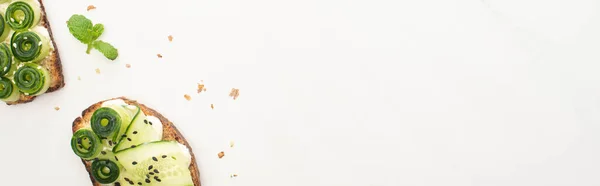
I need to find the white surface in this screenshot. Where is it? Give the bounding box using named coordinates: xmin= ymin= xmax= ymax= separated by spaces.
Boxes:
xmin=1 ymin=0 xmax=599 ymax=185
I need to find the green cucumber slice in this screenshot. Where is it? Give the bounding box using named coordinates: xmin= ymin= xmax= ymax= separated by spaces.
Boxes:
xmin=113 ymin=112 xmax=161 ymax=152
xmin=13 ymin=62 xmax=49 ymax=96
xmin=10 ymin=31 xmax=50 ymax=63
xmin=114 ymin=141 xmax=193 ymax=186
xmin=91 ymin=105 xmax=135 ymax=143
xmin=0 ymin=77 xmax=19 ymax=102
xmin=91 ymin=159 xmax=120 ymax=184
xmin=70 ymin=129 xmax=102 ymax=160
xmin=5 ymin=0 xmax=40 ymax=31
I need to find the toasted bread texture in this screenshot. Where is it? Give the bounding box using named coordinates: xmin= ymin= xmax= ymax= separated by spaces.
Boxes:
xmin=72 ymin=97 xmax=201 ymax=186
xmin=5 ymin=0 xmax=65 ymax=105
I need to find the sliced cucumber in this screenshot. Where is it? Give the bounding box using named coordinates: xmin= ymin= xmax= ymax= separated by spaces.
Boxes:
xmin=91 ymin=104 xmax=135 ymax=144
xmin=113 ymin=111 xmax=161 ymax=152
xmin=91 ymin=159 xmax=120 ymax=184
xmin=0 ymin=77 xmax=19 ymax=102
xmin=0 ymin=13 xmax=11 ymax=42
xmin=5 ymin=0 xmax=40 ymax=31
xmin=114 ymin=141 xmax=193 ymax=186
xmin=13 ymin=62 xmax=49 ymax=96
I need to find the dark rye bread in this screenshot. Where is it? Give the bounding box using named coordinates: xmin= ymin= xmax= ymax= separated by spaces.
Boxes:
xmin=6 ymin=0 xmax=65 ymax=105
xmin=72 ymin=97 xmax=201 ymax=186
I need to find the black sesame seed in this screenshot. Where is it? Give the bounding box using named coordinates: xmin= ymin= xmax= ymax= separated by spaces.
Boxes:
xmin=148 ymin=165 xmax=153 ymax=170
xmin=101 ymin=151 xmax=106 ymax=155
xmin=131 ymin=145 xmax=136 ymax=148
xmin=101 ymin=137 xmax=107 ymax=140
xmin=127 ymin=138 xmax=132 ymax=141
xmin=145 ymin=178 xmax=151 ymax=183
xmin=144 ymin=120 xmax=148 ymax=124
xmin=152 ymin=157 xmax=158 ymax=161
xmin=133 ymin=131 xmax=138 ymax=134
xmin=154 ymin=176 xmax=160 ymax=181
xmin=156 ymin=178 xmax=161 ymax=182
xmin=137 ymin=182 xmax=142 ymax=185
xmin=149 ymin=121 xmax=153 ymax=125
xmin=128 ymin=181 xmax=134 ymax=185
xmin=124 ymin=178 xmax=131 ymax=182
xmin=132 ymin=161 xmax=137 ymax=165
xmin=115 ymin=182 xmax=121 ymax=186
xmin=109 ymin=140 xmax=113 ymax=146
xmin=162 ymin=155 xmax=167 ymax=158
xmin=122 ymin=134 xmax=127 ymax=138
xmin=115 ymin=156 xmax=119 ymax=161
xmin=154 ymin=169 xmax=159 ymax=173
xmin=146 ymin=174 xmax=150 ymax=178
xmin=149 ymin=172 xmax=155 ymax=175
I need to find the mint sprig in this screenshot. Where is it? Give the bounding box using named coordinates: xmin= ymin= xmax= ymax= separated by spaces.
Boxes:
xmin=67 ymin=14 xmax=118 ymax=60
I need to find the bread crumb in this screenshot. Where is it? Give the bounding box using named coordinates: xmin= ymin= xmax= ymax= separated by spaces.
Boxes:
xmin=157 ymin=54 xmax=163 ymax=58
xmin=168 ymin=35 xmax=173 ymax=42
xmin=54 ymin=106 xmax=60 ymax=111
xmin=197 ymin=83 xmax=205 ymax=94
xmin=229 ymin=141 xmax=234 ymax=147
xmin=229 ymin=88 xmax=240 ymax=100
xmin=210 ymin=104 xmax=214 ymax=109
xmin=230 ymin=174 xmax=238 ymax=178
xmin=126 ymin=64 xmax=131 ymax=68
xmin=218 ymin=151 xmax=225 ymax=159
xmin=184 ymin=94 xmax=191 ymax=101
xmin=77 ymin=76 xmax=81 ymax=80
xmin=95 ymin=68 xmax=100 ymax=74
xmin=87 ymin=5 xmax=96 ymax=11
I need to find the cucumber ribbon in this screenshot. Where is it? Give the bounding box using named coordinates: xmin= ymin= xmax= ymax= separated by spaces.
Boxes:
xmin=0 ymin=77 xmax=19 ymax=101
xmin=91 ymin=105 xmax=135 ymax=143
xmin=13 ymin=62 xmax=49 ymax=95
xmin=71 ymin=129 xmax=102 ymax=160
xmin=10 ymin=31 xmax=49 ymax=62
xmin=5 ymin=0 xmax=40 ymax=31
xmin=91 ymin=159 xmax=120 ymax=184
xmin=0 ymin=43 xmax=14 ymax=77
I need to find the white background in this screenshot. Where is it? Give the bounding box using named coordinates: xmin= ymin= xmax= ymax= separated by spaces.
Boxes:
xmin=1 ymin=0 xmax=599 ymax=185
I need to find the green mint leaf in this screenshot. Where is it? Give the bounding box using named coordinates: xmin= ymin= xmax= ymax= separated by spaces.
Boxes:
xmin=92 ymin=40 xmax=118 ymax=60
xmin=91 ymin=23 xmax=104 ymax=41
xmin=67 ymin=14 xmax=94 ymax=44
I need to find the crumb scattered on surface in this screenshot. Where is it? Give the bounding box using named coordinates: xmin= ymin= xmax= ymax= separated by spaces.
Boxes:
xmin=87 ymin=5 xmax=96 ymax=11
xmin=126 ymin=64 xmax=131 ymax=68
xmin=77 ymin=76 xmax=81 ymax=80
xmin=211 ymin=104 xmax=214 ymax=109
xmin=157 ymin=54 xmax=163 ymax=58
xmin=54 ymin=107 xmax=60 ymax=111
xmin=218 ymin=151 xmax=225 ymax=159
xmin=230 ymin=141 xmax=234 ymax=148
xmin=168 ymin=35 xmax=173 ymax=42
xmin=95 ymin=68 xmax=100 ymax=74
xmin=184 ymin=94 xmax=191 ymax=101
xmin=197 ymin=83 xmax=205 ymax=94
xmin=230 ymin=174 xmax=238 ymax=178
xmin=229 ymin=88 xmax=240 ymax=100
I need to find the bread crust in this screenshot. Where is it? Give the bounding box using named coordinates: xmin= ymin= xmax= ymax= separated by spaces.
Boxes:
xmin=5 ymin=0 xmax=65 ymax=105
xmin=72 ymin=97 xmax=201 ymax=186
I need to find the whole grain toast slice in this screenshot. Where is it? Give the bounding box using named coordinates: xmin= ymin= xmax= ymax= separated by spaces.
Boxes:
xmin=6 ymin=0 xmax=65 ymax=105
xmin=72 ymin=97 xmax=201 ymax=186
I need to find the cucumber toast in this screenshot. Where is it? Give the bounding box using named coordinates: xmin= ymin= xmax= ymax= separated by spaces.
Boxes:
xmin=0 ymin=0 xmax=65 ymax=105
xmin=71 ymin=97 xmax=200 ymax=186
